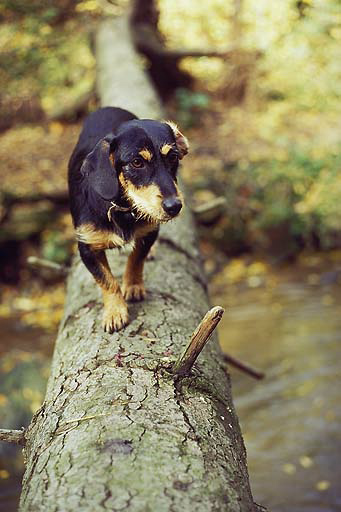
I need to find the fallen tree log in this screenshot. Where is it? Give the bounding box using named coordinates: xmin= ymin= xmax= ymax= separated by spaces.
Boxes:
xmin=18 ymin=15 xmax=260 ymax=512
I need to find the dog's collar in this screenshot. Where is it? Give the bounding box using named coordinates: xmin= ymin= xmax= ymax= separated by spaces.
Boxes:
xmin=107 ymin=201 xmax=135 ymax=222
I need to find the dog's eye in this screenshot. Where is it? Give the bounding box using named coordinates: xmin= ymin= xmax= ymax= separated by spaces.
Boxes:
xmin=168 ymin=152 xmax=178 ymax=165
xmin=131 ymin=157 xmax=144 ymax=168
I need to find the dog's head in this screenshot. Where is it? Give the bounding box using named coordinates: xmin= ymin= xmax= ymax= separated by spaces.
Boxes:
xmin=80 ymin=119 xmax=188 ymax=223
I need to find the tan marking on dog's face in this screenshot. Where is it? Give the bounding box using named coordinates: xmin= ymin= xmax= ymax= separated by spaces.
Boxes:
xmin=138 ymin=148 xmax=153 ymax=162
xmin=123 ymin=183 xmax=167 ymax=223
xmin=160 ymin=143 xmax=173 ymax=156
xmin=123 ymin=181 xmax=184 ymax=224
xmin=119 ymin=172 xmax=127 ymax=190
xmin=76 ymin=223 xmax=125 ymax=250
xmin=165 ymin=121 xmax=189 ymax=159
xmin=109 ymin=152 xmax=115 ymax=166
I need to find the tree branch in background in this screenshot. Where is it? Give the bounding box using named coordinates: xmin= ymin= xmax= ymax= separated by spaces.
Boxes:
xmin=0 ymin=190 xmax=68 ymax=226
xmin=0 ymin=428 xmax=26 ymax=445
xmin=27 ymin=256 xmax=69 ymax=277
xmin=130 ymin=0 xmax=262 ymax=100
xmin=223 ymin=354 xmax=265 ymax=380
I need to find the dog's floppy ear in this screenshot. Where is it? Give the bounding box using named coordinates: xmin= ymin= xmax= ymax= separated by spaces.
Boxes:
xmin=165 ymin=121 xmax=189 ymax=159
xmin=81 ymin=134 xmax=118 ymax=201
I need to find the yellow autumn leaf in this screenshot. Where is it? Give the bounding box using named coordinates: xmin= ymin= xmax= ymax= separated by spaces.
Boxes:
xmin=247 ymin=261 xmax=268 ymax=277
xmin=299 ymin=456 xmax=313 ymax=469
xmin=316 ymin=481 xmax=331 ymax=491
xmin=76 ymin=0 xmax=100 ymax=12
xmin=223 ymin=259 xmax=247 ymax=284
xmin=282 ymin=463 xmax=296 ymax=475
xmin=0 ymin=394 xmax=8 ymax=406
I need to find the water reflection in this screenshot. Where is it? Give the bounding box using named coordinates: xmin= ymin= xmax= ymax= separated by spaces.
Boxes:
xmin=213 ymin=260 xmax=341 ymax=512
xmin=0 ymin=318 xmax=53 ymax=512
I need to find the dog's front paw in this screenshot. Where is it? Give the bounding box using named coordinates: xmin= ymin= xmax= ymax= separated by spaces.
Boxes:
xmin=122 ymin=282 xmax=146 ymax=302
xmin=102 ymin=296 xmax=129 ymax=333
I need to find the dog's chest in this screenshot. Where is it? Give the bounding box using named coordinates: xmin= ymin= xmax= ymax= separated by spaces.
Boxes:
xmin=76 ymin=223 xmax=126 ymax=250
xmin=75 ymin=221 xmax=156 ymax=250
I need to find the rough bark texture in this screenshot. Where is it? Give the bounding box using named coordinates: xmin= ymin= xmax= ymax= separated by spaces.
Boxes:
xmin=19 ymin=17 xmax=258 ymax=512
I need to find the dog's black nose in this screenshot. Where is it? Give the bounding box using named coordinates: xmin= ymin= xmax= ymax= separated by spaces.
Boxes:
xmin=162 ymin=197 xmax=182 ymax=217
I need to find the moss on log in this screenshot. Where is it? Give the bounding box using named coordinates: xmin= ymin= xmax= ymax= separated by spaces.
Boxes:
xmin=19 ymin=16 xmax=259 ymax=512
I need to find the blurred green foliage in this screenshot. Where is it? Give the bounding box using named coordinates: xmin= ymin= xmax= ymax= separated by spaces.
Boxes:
xmin=161 ymin=0 xmax=340 ymax=110
xmin=0 ymin=0 xmax=340 ymax=254
xmin=175 ymin=88 xmax=211 ymax=128
xmin=0 ymin=0 xmax=100 ymax=112
xmin=161 ymin=0 xmax=341 ymax=253
xmin=236 ymin=151 xmax=341 ymax=249
xmin=41 ymin=230 xmax=71 ymax=264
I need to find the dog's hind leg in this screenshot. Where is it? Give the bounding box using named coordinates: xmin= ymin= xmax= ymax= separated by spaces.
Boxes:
xmin=122 ymin=229 xmax=159 ymax=302
xmin=78 ymin=242 xmax=129 ymax=332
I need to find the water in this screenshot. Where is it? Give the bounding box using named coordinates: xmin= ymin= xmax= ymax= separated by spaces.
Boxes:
xmin=213 ymin=258 xmax=341 ymax=511
xmin=0 ymin=318 xmax=53 ymax=512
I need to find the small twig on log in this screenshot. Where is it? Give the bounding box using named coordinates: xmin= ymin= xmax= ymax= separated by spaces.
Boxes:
xmin=173 ymin=306 xmax=225 ymax=377
xmin=27 ymin=256 xmax=69 ymax=276
xmin=0 ymin=428 xmax=26 ymax=445
xmin=223 ymin=353 xmax=265 ymax=380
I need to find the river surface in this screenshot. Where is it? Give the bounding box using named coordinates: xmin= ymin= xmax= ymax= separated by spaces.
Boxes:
xmin=212 ymin=254 xmax=341 ymax=512
xmin=0 ymin=254 xmax=340 ymax=511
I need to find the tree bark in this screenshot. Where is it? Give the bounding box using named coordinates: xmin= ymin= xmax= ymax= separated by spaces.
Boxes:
xmin=18 ymin=16 xmax=260 ymax=512
xmin=130 ymin=0 xmax=193 ymax=99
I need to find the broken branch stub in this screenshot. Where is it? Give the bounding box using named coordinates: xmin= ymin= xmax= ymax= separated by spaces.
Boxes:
xmin=173 ymin=306 xmax=225 ymax=376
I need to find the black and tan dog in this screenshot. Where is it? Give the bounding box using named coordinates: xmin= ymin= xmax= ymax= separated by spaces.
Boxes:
xmin=68 ymin=106 xmax=188 ymax=332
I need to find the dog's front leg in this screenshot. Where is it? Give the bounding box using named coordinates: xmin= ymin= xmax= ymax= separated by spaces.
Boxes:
xmin=122 ymin=229 xmax=159 ymax=302
xmin=78 ymin=242 xmax=128 ymax=332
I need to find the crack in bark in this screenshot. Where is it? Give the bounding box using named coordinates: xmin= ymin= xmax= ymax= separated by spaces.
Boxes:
xmin=174 ymin=390 xmax=199 ymax=445
xmin=152 ymin=366 xmax=161 ymax=396
xmin=118 ymin=490 xmax=136 ymax=511
xmin=164 ymin=485 xmax=176 ymax=512
xmin=158 ymin=236 xmax=199 ymax=263
xmin=101 ymin=487 xmax=113 ymax=509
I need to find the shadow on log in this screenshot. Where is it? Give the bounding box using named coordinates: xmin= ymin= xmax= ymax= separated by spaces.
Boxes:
xmin=16 ymin=15 xmax=262 ymax=512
